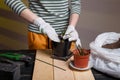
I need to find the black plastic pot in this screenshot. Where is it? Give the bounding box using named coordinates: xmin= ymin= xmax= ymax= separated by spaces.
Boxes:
xmin=51 ymin=39 xmax=72 ymax=61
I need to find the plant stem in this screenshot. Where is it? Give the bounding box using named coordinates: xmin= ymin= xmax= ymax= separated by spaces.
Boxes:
xmin=77 ymin=45 xmax=84 ymax=56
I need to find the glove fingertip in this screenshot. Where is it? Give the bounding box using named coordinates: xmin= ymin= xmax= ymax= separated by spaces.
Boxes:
xmin=69 ymin=38 xmax=74 ymax=42
xmin=76 ymin=41 xmax=82 ymax=47
xmin=63 ymin=35 xmax=67 ymax=40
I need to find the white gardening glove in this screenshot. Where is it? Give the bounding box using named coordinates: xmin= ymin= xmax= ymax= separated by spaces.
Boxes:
xmin=63 ymin=25 xmax=82 ymax=47
xmin=76 ymin=38 xmax=82 ymax=47
xmin=63 ymin=25 xmax=79 ymax=41
xmin=34 ymin=17 xmax=60 ymax=42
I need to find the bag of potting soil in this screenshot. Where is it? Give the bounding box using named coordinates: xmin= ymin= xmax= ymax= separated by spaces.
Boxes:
xmin=89 ymin=32 xmax=120 ymax=78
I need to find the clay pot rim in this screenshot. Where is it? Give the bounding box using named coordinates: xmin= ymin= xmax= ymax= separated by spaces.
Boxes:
xmin=72 ymin=49 xmax=90 ymax=56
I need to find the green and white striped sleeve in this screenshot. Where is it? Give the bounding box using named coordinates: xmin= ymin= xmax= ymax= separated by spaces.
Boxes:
xmin=71 ymin=0 xmax=81 ymax=15
xmin=4 ymin=0 xmax=27 ymax=15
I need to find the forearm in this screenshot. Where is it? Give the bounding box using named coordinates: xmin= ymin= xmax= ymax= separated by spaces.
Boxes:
xmin=20 ymin=9 xmax=39 ymax=23
xmin=69 ymin=0 xmax=81 ymax=27
xmin=69 ymin=13 xmax=80 ymax=27
xmin=4 ymin=0 xmax=38 ymax=23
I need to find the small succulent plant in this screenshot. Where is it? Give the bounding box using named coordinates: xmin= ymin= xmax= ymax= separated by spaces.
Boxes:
xmin=76 ymin=45 xmax=90 ymax=56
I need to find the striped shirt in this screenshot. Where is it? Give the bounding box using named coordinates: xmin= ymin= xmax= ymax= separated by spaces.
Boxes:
xmin=4 ymin=0 xmax=81 ymax=34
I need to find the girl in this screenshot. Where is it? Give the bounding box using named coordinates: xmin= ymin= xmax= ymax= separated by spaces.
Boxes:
xmin=4 ymin=0 xmax=81 ymax=50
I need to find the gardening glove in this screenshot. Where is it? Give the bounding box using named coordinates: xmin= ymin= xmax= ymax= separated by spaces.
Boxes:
xmin=63 ymin=25 xmax=79 ymax=41
xmin=76 ymin=38 xmax=82 ymax=47
xmin=34 ymin=17 xmax=60 ymax=42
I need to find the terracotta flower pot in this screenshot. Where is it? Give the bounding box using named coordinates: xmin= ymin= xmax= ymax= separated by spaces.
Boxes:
xmin=73 ymin=49 xmax=90 ymax=68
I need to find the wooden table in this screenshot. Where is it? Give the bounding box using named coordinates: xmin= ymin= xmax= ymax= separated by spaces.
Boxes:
xmin=32 ymin=50 xmax=95 ymax=80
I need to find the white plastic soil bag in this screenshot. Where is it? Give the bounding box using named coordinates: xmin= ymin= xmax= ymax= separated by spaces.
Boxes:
xmin=89 ymin=32 xmax=120 ymax=78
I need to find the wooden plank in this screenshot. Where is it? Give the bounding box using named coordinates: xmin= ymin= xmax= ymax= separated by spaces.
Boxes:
xmin=73 ymin=70 xmax=95 ymax=80
xmin=54 ymin=58 xmax=74 ymax=80
xmin=70 ymin=56 xmax=95 ymax=80
xmin=32 ymin=50 xmax=53 ymax=80
xmin=33 ymin=50 xmax=95 ymax=80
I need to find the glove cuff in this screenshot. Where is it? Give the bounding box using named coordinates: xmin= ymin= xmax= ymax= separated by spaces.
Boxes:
xmin=33 ymin=17 xmax=45 ymax=27
xmin=68 ymin=25 xmax=75 ymax=30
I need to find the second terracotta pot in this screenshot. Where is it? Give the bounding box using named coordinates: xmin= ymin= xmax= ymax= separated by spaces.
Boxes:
xmin=73 ymin=49 xmax=90 ymax=68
